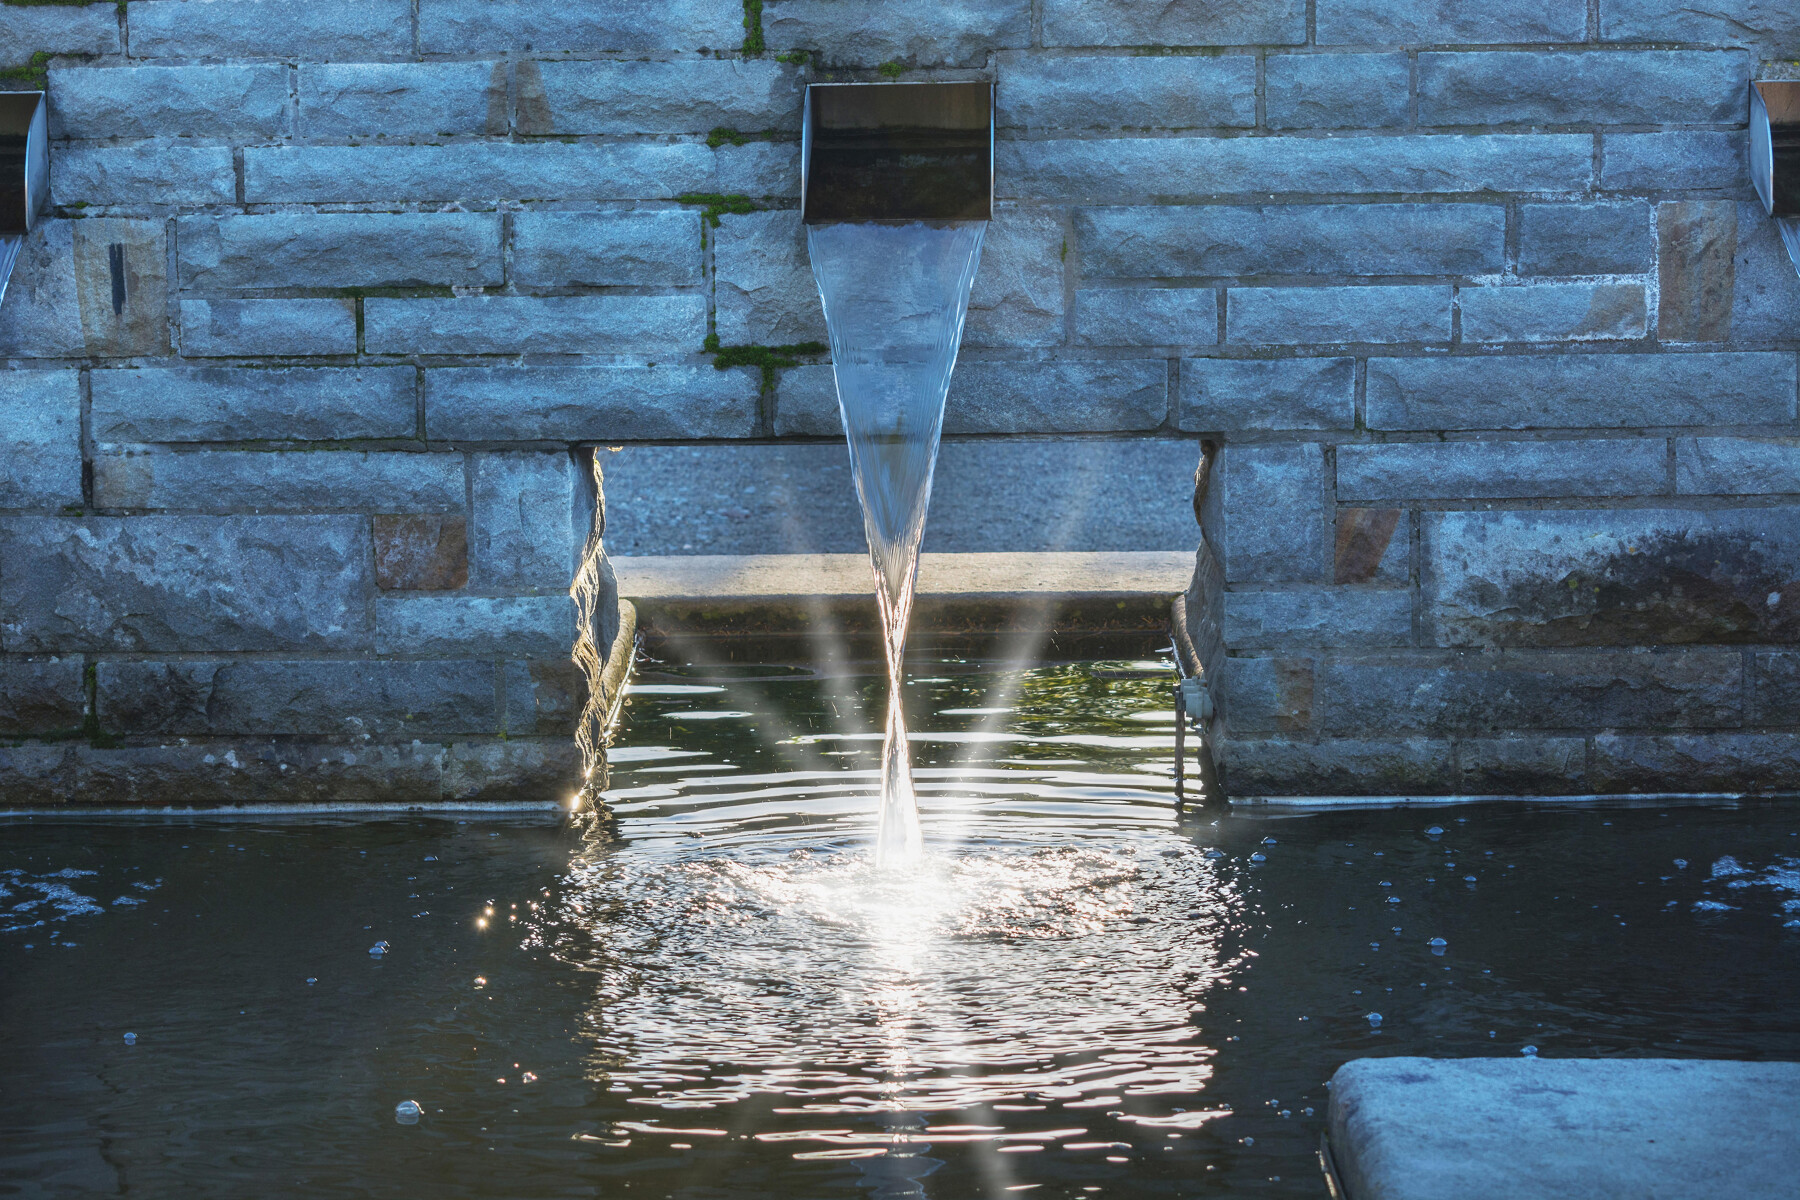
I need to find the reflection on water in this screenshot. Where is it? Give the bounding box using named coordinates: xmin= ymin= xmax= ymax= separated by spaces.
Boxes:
xmin=4 ymin=661 xmax=1800 ymax=1199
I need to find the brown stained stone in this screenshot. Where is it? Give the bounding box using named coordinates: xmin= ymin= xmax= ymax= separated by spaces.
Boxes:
xmin=72 ymin=218 xmax=170 ymax=358
xmin=1657 ymin=200 xmax=1737 ymax=343
xmin=1335 ymin=507 xmax=1402 ymax=584
xmin=484 ymin=61 xmax=509 ymax=135
xmin=374 ymin=515 xmax=468 ymax=591
xmin=515 ymin=60 xmax=552 ymax=135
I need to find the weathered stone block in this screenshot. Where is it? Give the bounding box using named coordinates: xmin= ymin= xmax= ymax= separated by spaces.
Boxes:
xmin=511 ymin=211 xmax=702 ymax=288
xmin=0 ymin=742 xmax=79 ymax=805
xmin=1422 ymin=507 xmax=1800 ymax=647
xmin=0 ymin=660 xmax=86 ymax=737
xmin=0 ymin=219 xmax=169 ymax=359
xmin=299 ymin=62 xmax=504 ymax=139
xmin=1180 ymin=357 xmax=1355 ymax=432
xmin=1225 ymin=589 xmax=1412 ymax=647
xmin=1675 ymin=438 xmax=1800 ymax=496
xmin=243 ymin=143 xmax=715 ymax=204
xmin=712 ymin=209 xmax=823 ymax=345
xmin=997 ymin=52 xmax=1256 ymax=129
xmin=98 ymin=660 xmax=499 ymax=738
xmin=773 ymin=364 xmax=841 ymax=436
xmin=50 ymin=144 xmax=236 ymax=207
xmin=1218 ymin=735 xmax=1457 ymax=797
xmin=128 ymin=0 xmax=412 ymax=58
xmin=471 ymin=453 xmax=578 ymax=591
xmin=944 ymin=360 xmax=1170 ymax=433
xmin=1228 ymin=286 xmax=1450 ymax=345
xmin=1266 ymin=53 xmax=1409 ymax=130
xmin=364 ymin=295 xmax=705 ymax=355
xmin=0 ymin=370 xmax=82 ymax=509
xmin=375 ymin=596 xmax=570 ymax=657
xmin=1044 ymin=0 xmax=1303 ymax=46
xmin=1077 ymin=203 xmax=1506 ymax=280
xmin=1459 ymin=283 xmax=1648 ymax=343
xmin=1318 ymin=650 xmax=1744 ymax=736
xmin=1657 ymin=201 xmax=1737 ymax=343
xmin=49 ymin=64 xmax=290 ymax=139
xmin=419 ymin=0 xmax=742 ymax=52
xmin=1729 ymin=201 xmax=1800 ymax=344
xmin=178 ymin=299 xmax=357 ymax=357
xmin=1600 ymin=0 xmax=1800 ymax=51
xmin=1591 ymin=734 xmax=1800 ymax=793
xmin=178 ymin=213 xmax=502 ymax=291
xmin=1076 ymin=288 xmax=1217 ymax=346
xmin=374 ymin=515 xmax=469 ymax=591
xmin=425 ymin=365 xmax=759 ymax=441
xmin=522 ymin=59 xmax=802 ymax=135
xmin=0 ymin=2 xmax=121 ymax=56
xmin=714 ymin=142 xmax=802 ymax=199
xmin=1318 ymin=0 xmax=1584 ymax=43
xmin=1417 ymin=51 xmax=1747 ymax=126
xmin=766 ymin=0 xmax=1029 ymax=65
xmin=1218 ymin=443 xmax=1323 ymax=583
xmin=1340 ymin=439 xmax=1666 ymax=501
xmin=0 ymin=516 xmax=371 ymax=653
xmin=1457 ymin=737 xmax=1588 ymax=794
xmin=1223 ymin=656 xmax=1315 ymax=734
xmin=1754 ymin=652 xmax=1800 ymax=727
xmin=1366 ymin=353 xmax=1796 ymax=431
xmin=92 ymin=451 xmax=464 ymax=513
xmin=0 ymin=224 xmax=85 ymax=359
xmin=964 ymin=207 xmax=1065 ymax=348
xmin=1335 ymin=508 xmax=1407 ymax=585
xmin=1600 ymin=132 xmax=1746 ymax=191
xmin=91 ymin=367 xmax=417 ymax=443
xmin=1518 ymin=202 xmax=1652 ymax=276
xmin=1003 ymin=136 xmax=1592 ymax=203
xmin=502 ymin=660 xmax=584 ymax=737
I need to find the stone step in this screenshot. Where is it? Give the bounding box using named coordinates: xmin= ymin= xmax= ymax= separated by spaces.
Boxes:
xmin=1326 ymin=1056 xmax=1800 ymax=1200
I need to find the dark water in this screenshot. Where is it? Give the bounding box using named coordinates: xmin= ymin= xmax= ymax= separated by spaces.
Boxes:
xmin=4 ymin=660 xmax=1799 ymax=1199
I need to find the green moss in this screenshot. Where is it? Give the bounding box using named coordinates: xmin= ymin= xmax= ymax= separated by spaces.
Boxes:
xmin=0 ymin=51 xmax=51 ymax=91
xmin=774 ymin=50 xmax=810 ymax=65
xmin=706 ymin=340 xmax=828 ymax=393
xmin=878 ymin=60 xmax=905 ymax=78
xmin=741 ymin=0 xmax=764 ymax=54
xmin=676 ymin=191 xmax=758 ymax=227
xmin=706 ymin=126 xmax=778 ymax=150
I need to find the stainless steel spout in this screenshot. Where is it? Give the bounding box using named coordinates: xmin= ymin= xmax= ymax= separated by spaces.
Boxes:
xmin=0 ymin=91 xmax=50 ymax=305
xmin=1750 ymin=80 xmax=1800 ymax=275
xmin=801 ymin=81 xmax=993 ymax=224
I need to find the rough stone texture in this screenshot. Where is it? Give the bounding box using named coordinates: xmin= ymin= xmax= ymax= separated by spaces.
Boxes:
xmin=419 ymin=0 xmax=743 ymax=53
xmin=1180 ymin=357 xmax=1355 ymax=432
xmin=1730 ymin=201 xmax=1800 ymax=344
xmin=1077 ymin=288 xmax=1217 ymax=347
xmin=178 ymin=299 xmax=358 ymax=357
xmin=1676 ymin=438 xmax=1800 ymax=495
xmin=1318 ymin=0 xmax=1584 ymax=44
xmin=1222 ymin=656 xmax=1315 ymax=733
xmin=425 ymin=365 xmax=759 ymax=441
xmin=0 ymin=220 xmax=170 ymax=359
xmin=1592 ymin=734 xmax=1800 ymax=793
xmin=1601 ymin=0 xmax=1800 ymax=51
xmin=1224 ymin=590 xmax=1412 ymax=647
xmin=98 ymin=660 xmax=499 ymax=738
xmin=0 ymin=370 xmax=82 ymax=509
xmin=178 ymin=213 xmax=503 ymax=291
xmin=712 ymin=210 xmax=824 ymax=345
xmin=1317 ymin=649 xmax=1745 ymax=735
xmin=1422 ymin=507 xmax=1800 ymax=648
xmin=1658 ymin=201 xmax=1738 ymax=344
xmin=0 ymin=516 xmax=371 ymax=653
xmin=1459 ymin=283 xmax=1648 ymax=343
xmin=374 ymin=596 xmax=570 ymax=657
xmin=1417 ymin=51 xmax=1747 ymax=127
xmin=998 ymin=53 xmax=1257 ymax=130
xmin=1601 ymin=132 xmax=1746 ymax=191
xmin=471 ymin=453 xmax=579 ymax=591
xmin=129 ymin=0 xmax=413 ymax=58
xmin=1458 ymin=737 xmax=1588 ymax=793
xmin=0 ymin=660 xmax=87 ymax=737
xmin=1266 ymin=53 xmax=1410 ymax=131
xmin=964 ymin=208 xmax=1066 ymax=349
xmin=1076 ymin=204 xmax=1506 ymax=279
xmin=1338 ymin=439 xmax=1668 ymax=500
xmin=364 ymin=296 xmax=705 ymax=355
xmin=299 ymin=62 xmax=503 ymax=139
xmin=91 ymin=367 xmax=417 ymax=444
xmin=1328 ymin=1058 xmax=1800 ymax=1200
xmin=1366 ymin=353 xmax=1797 ymax=431
xmin=1517 ymin=202 xmax=1653 ymax=276
xmin=92 ymin=451 xmax=464 ymax=512
xmin=1219 ymin=735 xmax=1458 ymax=796
xmin=51 ymin=145 xmax=238 ymax=206
xmin=511 ymin=211 xmax=702 ymax=288
xmin=777 ymin=359 xmax=1168 ymax=435
xmin=1043 ymin=0 xmax=1303 ymax=46
xmin=1335 ymin=508 xmax=1407 ymax=585
xmin=374 ymin=515 xmax=469 ymax=591
xmin=243 ymin=143 xmax=715 ymax=203
xmin=1216 ymin=443 xmax=1322 ymax=583
xmin=772 ymin=364 xmax=842 ymax=436
xmin=1754 ymin=651 xmax=1800 ymax=726
xmin=0 ymin=2 xmax=121 ymax=56
xmin=49 ymin=64 xmax=291 ymax=140
xmin=523 ymin=60 xmax=802 ymax=135
xmin=714 ymin=142 xmax=802 ymax=198
xmin=1228 ymin=286 xmax=1450 ymax=345
xmin=764 ymin=0 xmax=1030 ymax=66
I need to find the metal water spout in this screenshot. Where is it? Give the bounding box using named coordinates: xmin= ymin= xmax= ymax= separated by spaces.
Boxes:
xmin=0 ymin=91 xmax=50 ymax=305
xmin=1750 ymin=80 xmax=1800 ymax=277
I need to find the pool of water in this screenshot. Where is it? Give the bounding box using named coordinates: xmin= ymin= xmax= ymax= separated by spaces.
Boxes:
xmin=4 ymin=659 xmax=1799 ymax=1198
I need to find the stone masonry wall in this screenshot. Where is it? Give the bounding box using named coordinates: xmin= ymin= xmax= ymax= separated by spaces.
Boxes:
xmin=1 ymin=0 xmax=1798 ymax=802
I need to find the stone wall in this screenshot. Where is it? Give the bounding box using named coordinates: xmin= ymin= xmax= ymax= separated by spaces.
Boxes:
xmin=1 ymin=0 xmax=1797 ymax=801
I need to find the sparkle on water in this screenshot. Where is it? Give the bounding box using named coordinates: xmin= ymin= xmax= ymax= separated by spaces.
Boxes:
xmin=5 ymin=660 xmax=1800 ymax=1198
xmin=808 ymin=218 xmax=986 ymax=868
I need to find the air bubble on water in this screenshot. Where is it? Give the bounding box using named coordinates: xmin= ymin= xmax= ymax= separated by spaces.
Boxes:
xmin=1241 ymin=1137 xmax=1254 ymax=1147
xmin=1303 ymin=1108 xmax=1314 ymax=1117
xmin=1387 ymin=896 xmax=1401 ymax=904
xmin=1673 ymin=859 xmax=1687 ymax=869
xmin=306 ymin=977 xmax=317 ymax=985
xmin=123 ymin=1032 xmax=136 ymax=1045
xmin=1521 ymin=1046 xmax=1538 ymax=1057
xmin=1464 ymin=875 xmax=1478 ymax=883
xmin=1204 ymin=849 xmax=1225 ymax=859
xmin=1489 ymin=1031 xmax=1496 ymax=1038
xmin=1428 ymin=936 xmax=1447 ymax=955
xmin=423 ymin=856 xmax=437 ymax=862
xmin=395 ymin=1099 xmax=422 ymax=1125
xmin=1426 ymin=826 xmax=1444 ymax=837
xmin=369 ymin=941 xmax=389 ymax=957
xmin=1260 ymin=837 xmax=1277 ymax=846
xmin=1366 ymin=1013 xmax=1382 ymax=1027
xmin=1250 ymin=853 xmax=1266 ymax=863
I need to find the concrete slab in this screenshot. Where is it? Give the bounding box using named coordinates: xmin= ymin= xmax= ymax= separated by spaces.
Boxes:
xmin=1327 ymin=1056 xmax=1800 ymax=1200
xmin=611 ymin=550 xmax=1195 ymax=600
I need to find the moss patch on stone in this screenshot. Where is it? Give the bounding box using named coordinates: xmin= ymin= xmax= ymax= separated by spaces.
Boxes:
xmin=676 ymin=191 xmax=759 ymax=227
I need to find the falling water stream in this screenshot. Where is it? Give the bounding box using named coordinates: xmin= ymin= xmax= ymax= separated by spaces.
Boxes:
xmin=808 ymin=220 xmax=987 ymax=867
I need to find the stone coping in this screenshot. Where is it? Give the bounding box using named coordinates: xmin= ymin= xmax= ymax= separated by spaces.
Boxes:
xmin=611 ymin=550 xmax=1195 ymax=601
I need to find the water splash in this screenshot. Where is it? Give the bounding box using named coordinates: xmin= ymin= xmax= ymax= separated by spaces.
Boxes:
xmin=807 ymin=220 xmax=986 ymax=868
xmin=571 ymin=449 xmax=621 ymax=801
